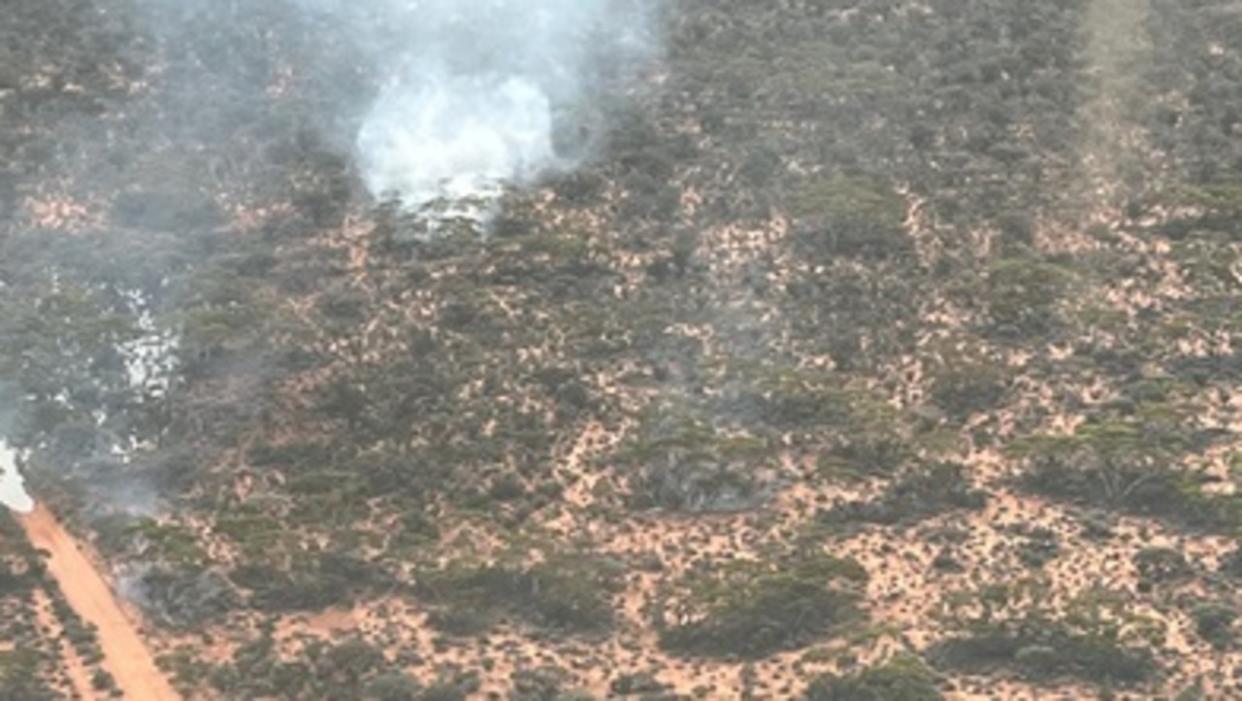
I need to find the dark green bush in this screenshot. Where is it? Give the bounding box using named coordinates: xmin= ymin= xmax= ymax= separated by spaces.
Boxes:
xmin=1020 ymin=454 xmax=1242 ymax=533
xmin=1014 ymin=415 xmax=1241 ymax=533
xmin=366 ymin=672 xmax=421 ymax=701
xmin=229 ymin=551 xmax=385 ymax=612
xmin=1220 ymin=547 xmax=1242 ymax=579
xmin=791 ymin=175 xmax=910 ymax=260
xmin=1133 ymin=547 xmax=1193 ymax=586
xmin=927 ymin=617 xmax=1155 ymax=685
xmin=927 ymin=361 xmax=1008 ymax=420
xmin=1190 ymin=603 xmax=1236 ymax=649
xmin=820 ymin=433 xmax=913 ymax=478
xmin=658 ymin=553 xmax=866 ymax=659
xmin=1015 ymin=527 xmax=1060 ymax=569
xmin=660 ymin=578 xmax=857 ymax=659
xmin=91 ymin=668 xmax=117 ymax=692
xmin=510 ymin=666 xmax=574 ymax=701
xmin=418 ymin=554 xmax=621 ymax=634
xmin=0 ymin=649 xmax=59 ymax=701
xmin=977 ymin=258 xmax=1069 ymax=337
xmin=805 ymin=656 xmax=943 ymax=701
xmin=322 ymin=639 xmax=385 ymax=685
xmin=820 ymin=462 xmax=986 ymax=527
xmin=616 ymin=411 xmax=770 ymax=513
xmin=1158 ymin=182 xmax=1242 ymax=237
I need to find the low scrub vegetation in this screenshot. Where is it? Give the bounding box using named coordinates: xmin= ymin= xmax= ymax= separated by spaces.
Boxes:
xmin=820 ymin=462 xmax=986 ymax=527
xmin=657 ymin=550 xmax=866 ymax=659
xmin=417 ymin=553 xmax=623 ymax=635
xmin=928 ymin=616 xmax=1156 ymax=686
xmin=805 ymin=657 xmax=944 ymax=701
xmin=1012 ymin=411 xmax=1240 ymax=533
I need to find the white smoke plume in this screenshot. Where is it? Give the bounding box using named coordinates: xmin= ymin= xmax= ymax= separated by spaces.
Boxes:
xmin=131 ymin=0 xmax=658 ymax=212
xmin=0 ymin=397 xmax=32 ymax=513
xmin=0 ymin=441 xmax=33 ymax=514
xmin=358 ymin=70 xmax=557 ymax=207
xmin=319 ymin=0 xmax=659 ymax=210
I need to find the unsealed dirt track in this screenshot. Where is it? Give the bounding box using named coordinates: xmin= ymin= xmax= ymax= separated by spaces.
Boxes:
xmin=20 ymin=504 xmax=181 ymax=701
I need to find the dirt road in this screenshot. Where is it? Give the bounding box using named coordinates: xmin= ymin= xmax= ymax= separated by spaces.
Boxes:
xmin=20 ymin=504 xmax=182 ymax=701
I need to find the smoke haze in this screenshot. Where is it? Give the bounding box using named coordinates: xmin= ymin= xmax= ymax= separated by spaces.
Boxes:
xmin=0 ymin=393 xmax=32 ymax=513
xmin=333 ymin=0 xmax=658 ymax=208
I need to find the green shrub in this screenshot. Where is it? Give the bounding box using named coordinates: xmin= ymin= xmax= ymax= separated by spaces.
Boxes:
xmin=1013 ymin=414 xmax=1241 ymax=533
xmin=658 ymin=552 xmax=866 ymax=659
xmin=1020 ymin=453 xmax=1241 ymax=533
xmin=805 ymin=656 xmax=943 ymax=701
xmin=229 ymin=551 xmax=384 ymax=612
xmin=366 ymin=672 xmax=421 ymax=701
xmin=819 ymin=433 xmax=913 ymax=478
xmin=322 ymin=639 xmax=385 ymax=685
xmin=978 ymin=258 xmax=1070 ymax=337
xmin=927 ymin=617 xmax=1155 ymax=685
xmin=791 ymin=176 xmax=910 ymax=259
xmin=1133 ymin=547 xmax=1193 ymax=586
xmin=661 ymin=578 xmax=856 ymax=659
xmin=418 ymin=553 xmax=621 ymax=634
xmin=615 ymin=409 xmax=771 ymax=513
xmin=412 ymin=672 xmax=478 ymax=701
xmin=129 ymin=520 xmax=207 ymax=568
xmin=91 ymin=668 xmax=117 ymax=692
xmin=1219 ymin=547 xmax=1242 ymax=579
xmin=820 ymin=462 xmax=986 ymax=527
xmin=1190 ymin=603 xmax=1236 ymax=649
xmin=510 ymin=666 xmax=575 ymax=701
xmin=0 ymin=649 xmax=58 ymax=701
xmin=1158 ymin=181 xmax=1242 ymax=237
xmin=1015 ymin=527 xmax=1060 ymax=569
xmin=927 ymin=361 xmax=1008 ymax=420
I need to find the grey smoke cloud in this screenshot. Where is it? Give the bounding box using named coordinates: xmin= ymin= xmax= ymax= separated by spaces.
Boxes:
xmin=304 ymin=0 xmax=659 ymax=208
xmin=129 ymin=0 xmax=659 ymax=210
